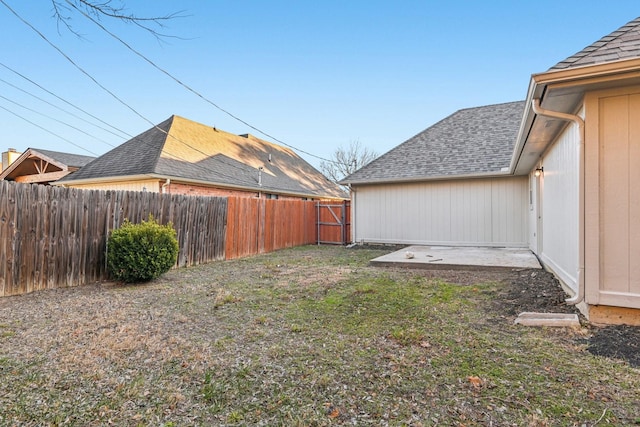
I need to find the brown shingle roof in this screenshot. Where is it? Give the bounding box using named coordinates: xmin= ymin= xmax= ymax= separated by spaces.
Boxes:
xmin=58 ymin=115 xmax=346 ymax=199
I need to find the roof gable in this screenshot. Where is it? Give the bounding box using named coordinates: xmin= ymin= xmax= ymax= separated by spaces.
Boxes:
xmin=342 ymin=101 xmax=525 ymax=184
xmin=0 ymin=148 xmax=95 ymax=182
xmin=551 ymin=17 xmax=640 ymax=70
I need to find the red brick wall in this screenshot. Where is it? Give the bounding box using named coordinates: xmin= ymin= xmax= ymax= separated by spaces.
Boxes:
xmin=164 ymin=182 xmax=308 ymax=200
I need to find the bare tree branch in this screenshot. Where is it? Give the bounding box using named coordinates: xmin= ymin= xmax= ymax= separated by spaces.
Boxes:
xmin=50 ymin=0 xmax=187 ymax=40
xmin=320 ymin=140 xmax=378 ymax=189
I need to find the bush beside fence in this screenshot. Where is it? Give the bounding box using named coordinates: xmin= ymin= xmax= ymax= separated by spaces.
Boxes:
xmin=0 ymin=181 xmax=320 ymax=297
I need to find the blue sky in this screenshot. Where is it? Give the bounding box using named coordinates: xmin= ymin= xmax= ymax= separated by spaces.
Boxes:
xmin=0 ymin=1 xmax=639 ymax=168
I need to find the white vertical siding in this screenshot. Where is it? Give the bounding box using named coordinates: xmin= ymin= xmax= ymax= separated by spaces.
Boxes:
xmin=528 ymin=173 xmax=538 ymax=253
xmin=584 ymin=89 xmax=640 ymax=309
xmin=352 ymin=176 xmax=528 ymax=247
xmin=538 ymin=122 xmax=580 ymax=291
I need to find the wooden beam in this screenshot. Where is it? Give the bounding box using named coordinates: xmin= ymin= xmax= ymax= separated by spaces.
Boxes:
xmin=14 ymin=170 xmax=71 ymax=183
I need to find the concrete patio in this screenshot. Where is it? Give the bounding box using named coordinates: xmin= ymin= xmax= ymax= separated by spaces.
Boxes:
xmin=370 ymin=245 xmax=541 ymax=271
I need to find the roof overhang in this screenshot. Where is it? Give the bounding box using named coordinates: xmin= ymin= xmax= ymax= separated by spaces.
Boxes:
xmin=55 ymin=173 xmax=347 ymax=201
xmin=0 ymin=148 xmax=69 ymax=181
xmin=512 ymin=57 xmax=640 ymax=174
xmin=343 ymin=169 xmax=514 ymax=186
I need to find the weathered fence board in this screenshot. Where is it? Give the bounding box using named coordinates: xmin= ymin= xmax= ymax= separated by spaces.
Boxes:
xmin=0 ymin=181 xmax=229 ymax=297
xmin=0 ymin=181 xmax=335 ymax=297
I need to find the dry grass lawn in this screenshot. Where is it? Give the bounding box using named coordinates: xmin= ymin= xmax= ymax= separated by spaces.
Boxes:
xmin=0 ymin=245 xmax=638 ymax=426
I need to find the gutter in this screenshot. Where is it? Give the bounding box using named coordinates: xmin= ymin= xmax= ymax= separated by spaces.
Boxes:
xmin=341 ymin=169 xmax=515 ymax=186
xmin=162 ymin=178 xmax=171 ymax=194
xmin=531 ymin=99 xmax=585 ymax=305
xmin=55 ymin=173 xmax=347 ymax=201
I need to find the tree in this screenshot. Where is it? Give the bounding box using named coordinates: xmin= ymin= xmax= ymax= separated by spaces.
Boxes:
xmin=50 ymin=0 xmax=183 ymax=39
xmin=320 ymin=140 xmax=378 ymax=187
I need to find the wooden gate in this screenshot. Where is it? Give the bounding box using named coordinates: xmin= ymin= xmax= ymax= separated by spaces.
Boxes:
xmin=316 ymin=201 xmax=351 ymax=245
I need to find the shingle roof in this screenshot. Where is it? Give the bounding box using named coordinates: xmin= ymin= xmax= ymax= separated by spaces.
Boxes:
xmin=33 ymin=149 xmax=96 ymax=168
xmin=551 ymin=17 xmax=640 ymax=70
xmin=58 ymin=115 xmax=346 ymax=199
xmin=341 ymin=101 xmax=525 ymax=184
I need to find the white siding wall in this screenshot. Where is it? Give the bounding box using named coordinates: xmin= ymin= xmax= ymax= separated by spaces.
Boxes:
xmin=584 ymin=89 xmax=640 ymax=309
xmin=528 ymin=172 xmax=539 ymax=254
xmin=538 ymin=122 xmax=580 ymax=291
xmin=352 ymin=176 xmax=528 ymax=247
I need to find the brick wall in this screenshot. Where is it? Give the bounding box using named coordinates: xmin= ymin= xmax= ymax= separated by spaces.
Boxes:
xmin=165 ymin=182 xmax=308 ymax=200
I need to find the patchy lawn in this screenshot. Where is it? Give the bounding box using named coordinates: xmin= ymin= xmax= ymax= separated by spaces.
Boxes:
xmin=0 ymin=245 xmax=638 ymax=426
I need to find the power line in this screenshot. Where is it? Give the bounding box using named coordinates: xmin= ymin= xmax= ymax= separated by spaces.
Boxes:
xmin=2 ymin=0 xmax=290 ymax=179
xmin=2 ymin=1 xmax=257 ymax=175
xmin=0 ymin=62 xmax=132 ymax=140
xmin=0 ymin=103 xmax=99 ymax=156
xmin=0 ymin=1 xmax=329 ymax=189
xmin=0 ymin=93 xmax=116 ymax=147
xmin=0 ymin=75 xmax=125 ymax=141
xmin=68 ymin=0 xmax=339 ymax=165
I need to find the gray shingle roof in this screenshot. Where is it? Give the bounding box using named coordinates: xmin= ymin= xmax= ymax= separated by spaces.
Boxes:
xmin=551 ymin=17 xmax=640 ymax=70
xmin=341 ymin=101 xmax=525 ymax=184
xmin=59 ymin=115 xmax=346 ymax=199
xmin=33 ymin=149 xmax=96 ymax=168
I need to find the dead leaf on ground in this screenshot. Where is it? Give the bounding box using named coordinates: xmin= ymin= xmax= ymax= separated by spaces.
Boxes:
xmin=467 ymin=376 xmax=483 ymax=388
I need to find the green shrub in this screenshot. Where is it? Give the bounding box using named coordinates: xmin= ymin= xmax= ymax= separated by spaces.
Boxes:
xmin=107 ymin=215 xmax=179 ymax=283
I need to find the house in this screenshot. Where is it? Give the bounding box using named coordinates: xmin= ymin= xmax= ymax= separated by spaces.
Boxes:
xmin=342 ymin=101 xmax=528 ymax=247
xmin=342 ymin=17 xmax=640 ymax=325
xmin=56 ymin=115 xmax=347 ymax=200
xmin=0 ymin=148 xmax=95 ymax=184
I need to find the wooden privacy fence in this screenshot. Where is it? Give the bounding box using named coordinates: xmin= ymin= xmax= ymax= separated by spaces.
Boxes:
xmin=225 ymin=197 xmax=317 ymax=259
xmin=0 ymin=181 xmax=331 ymax=297
xmin=317 ymin=201 xmax=351 ymax=245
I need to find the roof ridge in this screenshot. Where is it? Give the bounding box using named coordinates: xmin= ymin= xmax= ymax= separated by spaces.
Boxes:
xmin=168 ymin=114 xmax=297 ymax=154
xmin=30 ymin=147 xmax=96 ymax=158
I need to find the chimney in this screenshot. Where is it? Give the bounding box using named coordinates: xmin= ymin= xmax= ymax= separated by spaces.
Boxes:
xmin=2 ymin=148 xmax=21 ymax=171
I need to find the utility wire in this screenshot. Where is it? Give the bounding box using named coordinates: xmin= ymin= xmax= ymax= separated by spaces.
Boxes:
xmin=0 ymin=62 xmax=132 ymax=139
xmin=2 ymin=0 xmax=266 ymax=178
xmin=67 ymin=0 xmax=339 ymax=165
xmin=0 ymin=93 xmax=116 ymax=147
xmin=0 ymin=103 xmax=98 ymax=156
xmin=0 ymin=63 xmax=236 ymax=175
xmin=0 ymin=76 xmax=124 ymax=141
xmin=0 ymin=1 xmax=329 ymax=189
xmin=0 ymin=0 xmax=161 ymax=131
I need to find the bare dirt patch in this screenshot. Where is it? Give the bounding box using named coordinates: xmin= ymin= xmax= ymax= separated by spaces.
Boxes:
xmin=493 ymin=268 xmax=640 ymax=368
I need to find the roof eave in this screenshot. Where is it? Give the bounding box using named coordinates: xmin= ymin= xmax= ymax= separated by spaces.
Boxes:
xmin=513 ymin=57 xmax=640 ymax=174
xmin=0 ymin=148 xmax=69 ymax=180
xmin=344 ymin=170 xmax=515 ymax=186
xmin=56 ymin=173 xmax=347 ymax=200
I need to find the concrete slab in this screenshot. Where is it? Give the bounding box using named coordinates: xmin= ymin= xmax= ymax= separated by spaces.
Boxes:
xmin=514 ymin=312 xmax=581 ymax=328
xmin=370 ymin=245 xmax=541 ymax=271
